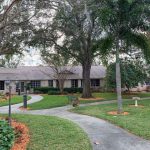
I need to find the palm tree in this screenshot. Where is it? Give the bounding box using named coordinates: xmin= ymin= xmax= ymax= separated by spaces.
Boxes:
xmin=98 ymin=0 xmax=150 ymax=113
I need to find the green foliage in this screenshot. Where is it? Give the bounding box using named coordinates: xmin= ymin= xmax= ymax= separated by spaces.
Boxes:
xmin=106 ymin=60 xmax=147 ymax=90
xmin=34 ymin=87 xmax=83 ymax=94
xmin=0 ymin=54 xmax=23 ymax=68
xmin=0 ymin=120 xmax=15 ymax=150
xmin=34 ymin=87 xmax=59 ymax=94
xmin=27 ymin=0 xmax=113 ymax=98
xmin=0 ymin=0 xmax=30 ymax=56
xmin=64 ymin=88 xmax=83 ymax=93
xmin=48 ymin=91 xmax=61 ymax=95
xmin=98 ymin=0 xmax=150 ymax=61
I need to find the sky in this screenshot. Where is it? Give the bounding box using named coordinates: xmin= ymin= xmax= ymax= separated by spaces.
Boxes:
xmin=20 ymin=48 xmax=43 ymax=66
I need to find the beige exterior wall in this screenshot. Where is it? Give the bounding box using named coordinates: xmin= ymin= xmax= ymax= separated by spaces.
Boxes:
xmin=3 ymin=78 xmax=148 ymax=94
xmin=100 ymin=79 xmax=105 ymax=87
xmin=41 ymin=80 xmax=49 ymax=87
xmin=10 ymin=81 xmax=17 ymax=94
xmin=64 ymin=79 xmax=82 ymax=88
xmin=64 ymin=80 xmax=71 ymax=88
xmin=129 ymin=83 xmax=147 ymax=92
xmin=53 ymin=80 xmax=57 ymax=88
xmin=78 ymin=80 xmax=82 ymax=87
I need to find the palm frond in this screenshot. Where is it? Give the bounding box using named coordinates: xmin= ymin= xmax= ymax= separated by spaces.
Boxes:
xmin=93 ymin=35 xmax=114 ymax=57
xmin=123 ymin=31 xmax=150 ymax=63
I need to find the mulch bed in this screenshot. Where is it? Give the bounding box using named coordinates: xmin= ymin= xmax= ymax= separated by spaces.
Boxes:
xmin=19 ymin=107 xmax=31 ymax=111
xmin=0 ymin=97 xmax=8 ymax=102
xmin=129 ymin=105 xmax=145 ymax=108
xmin=11 ymin=120 xmax=30 ymax=150
xmin=79 ymin=97 xmax=104 ymax=101
xmin=107 ymin=111 xmax=129 ymax=115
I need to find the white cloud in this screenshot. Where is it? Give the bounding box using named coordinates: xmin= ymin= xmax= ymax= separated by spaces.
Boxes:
xmin=20 ymin=48 xmax=43 ymax=66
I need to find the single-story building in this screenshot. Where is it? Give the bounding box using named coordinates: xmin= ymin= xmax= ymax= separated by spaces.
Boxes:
xmin=0 ymin=66 xmax=106 ymax=94
xmin=0 ymin=65 xmax=148 ymax=94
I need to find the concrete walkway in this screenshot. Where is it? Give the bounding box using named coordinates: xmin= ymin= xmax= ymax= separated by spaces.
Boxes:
xmin=0 ymin=95 xmax=150 ymax=150
xmin=0 ymin=95 xmax=43 ymax=113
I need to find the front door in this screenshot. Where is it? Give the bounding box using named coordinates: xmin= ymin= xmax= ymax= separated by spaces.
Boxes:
xmin=21 ymin=82 xmax=24 ymax=92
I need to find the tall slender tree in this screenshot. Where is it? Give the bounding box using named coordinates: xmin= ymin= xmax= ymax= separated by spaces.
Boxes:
xmin=98 ymin=0 xmax=150 ymax=113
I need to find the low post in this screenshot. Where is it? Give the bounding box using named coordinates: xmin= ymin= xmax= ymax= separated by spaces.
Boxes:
xmin=8 ymin=86 xmax=12 ymax=126
xmin=23 ymin=95 xmax=27 ymax=108
xmin=18 ymin=88 xmax=21 ymax=95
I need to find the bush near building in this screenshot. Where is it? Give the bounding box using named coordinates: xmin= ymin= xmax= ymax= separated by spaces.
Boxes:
xmin=34 ymin=87 xmax=83 ymax=94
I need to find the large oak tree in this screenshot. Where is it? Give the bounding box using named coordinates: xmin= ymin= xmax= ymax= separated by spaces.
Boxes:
xmin=27 ymin=0 xmax=111 ymax=98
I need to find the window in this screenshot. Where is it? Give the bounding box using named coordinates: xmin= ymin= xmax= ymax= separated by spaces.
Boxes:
xmin=16 ymin=82 xmax=19 ymax=92
xmin=21 ymin=82 xmax=25 ymax=92
xmin=48 ymin=80 xmax=53 ymax=87
xmin=91 ymin=79 xmax=100 ymax=87
xmin=71 ymin=79 xmax=78 ymax=88
xmin=0 ymin=81 xmax=4 ymax=90
xmin=30 ymin=81 xmax=41 ymax=88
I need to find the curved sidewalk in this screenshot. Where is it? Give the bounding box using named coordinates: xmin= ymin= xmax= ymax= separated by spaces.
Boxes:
xmin=0 ymin=95 xmax=150 ymax=150
xmin=0 ymin=95 xmax=43 ymax=113
xmin=22 ymin=106 xmax=150 ymax=150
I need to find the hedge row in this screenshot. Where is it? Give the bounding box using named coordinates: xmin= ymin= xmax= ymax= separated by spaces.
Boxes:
xmin=34 ymin=87 xmax=83 ymax=94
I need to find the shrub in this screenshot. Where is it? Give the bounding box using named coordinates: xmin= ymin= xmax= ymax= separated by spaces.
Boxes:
xmin=34 ymin=87 xmax=83 ymax=94
xmin=0 ymin=120 xmax=15 ymax=150
xmin=34 ymin=87 xmax=59 ymax=94
xmin=48 ymin=91 xmax=61 ymax=95
xmin=34 ymin=90 xmax=43 ymax=94
xmin=64 ymin=88 xmax=83 ymax=93
xmin=62 ymin=91 xmax=68 ymax=95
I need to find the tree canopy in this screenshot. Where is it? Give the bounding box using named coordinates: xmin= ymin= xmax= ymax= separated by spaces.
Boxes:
xmin=26 ymin=0 xmax=111 ymax=98
xmin=106 ymin=59 xmax=147 ymax=91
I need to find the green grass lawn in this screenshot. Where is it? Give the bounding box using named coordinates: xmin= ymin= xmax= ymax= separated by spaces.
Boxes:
xmin=28 ymin=95 xmax=69 ymax=110
xmin=72 ymin=99 xmax=150 ymax=140
xmin=74 ymin=92 xmax=150 ymax=101
xmin=28 ymin=92 xmax=150 ymax=110
xmin=28 ymin=94 xmax=110 ymax=110
xmin=0 ymin=95 xmax=31 ymax=107
xmin=0 ymin=114 xmax=91 ymax=150
xmin=92 ymin=92 xmax=150 ymax=100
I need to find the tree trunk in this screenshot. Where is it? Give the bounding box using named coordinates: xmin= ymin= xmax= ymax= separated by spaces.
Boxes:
xmin=116 ymin=43 xmax=123 ymax=114
xmin=58 ymin=79 xmax=64 ymax=94
xmin=82 ymin=63 xmax=92 ymax=98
